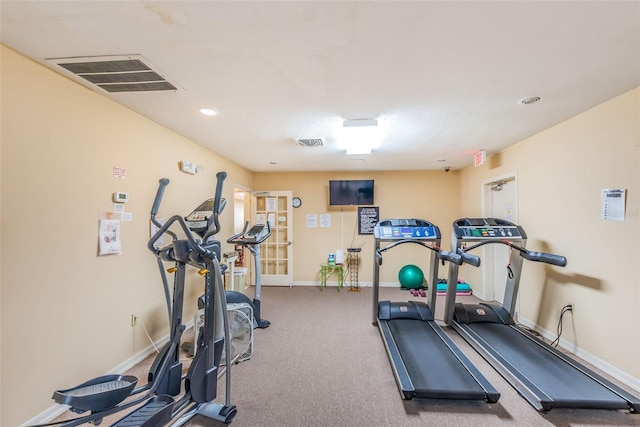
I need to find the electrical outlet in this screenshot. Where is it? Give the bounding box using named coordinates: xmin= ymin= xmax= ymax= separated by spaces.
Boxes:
xmin=568 ymin=303 xmax=575 ymax=314
xmin=131 ymin=314 xmax=139 ymax=327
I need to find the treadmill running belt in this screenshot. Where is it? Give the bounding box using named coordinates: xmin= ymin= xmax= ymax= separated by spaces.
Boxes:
xmin=387 ymin=319 xmax=486 ymax=399
xmin=469 ymin=323 xmax=628 ymax=408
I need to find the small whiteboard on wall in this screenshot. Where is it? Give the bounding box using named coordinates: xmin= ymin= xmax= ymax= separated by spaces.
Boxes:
xmin=358 ymin=206 xmax=379 ymax=235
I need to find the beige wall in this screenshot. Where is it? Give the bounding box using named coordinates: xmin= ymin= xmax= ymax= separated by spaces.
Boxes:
xmin=0 ymin=45 xmax=253 ymax=426
xmin=459 ymin=87 xmax=640 ymax=379
xmin=253 ymin=171 xmax=460 ymax=286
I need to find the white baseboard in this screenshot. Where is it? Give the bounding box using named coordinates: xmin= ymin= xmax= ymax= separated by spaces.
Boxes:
xmin=518 ymin=316 xmax=640 ymax=393
xmin=22 ymin=321 xmax=193 ymax=426
xmin=469 ymin=289 xmax=486 ymax=300
xmin=291 ymin=281 xmax=393 ymax=288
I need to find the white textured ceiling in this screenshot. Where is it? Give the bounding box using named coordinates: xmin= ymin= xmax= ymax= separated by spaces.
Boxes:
xmin=1 ymin=1 xmax=639 ymax=172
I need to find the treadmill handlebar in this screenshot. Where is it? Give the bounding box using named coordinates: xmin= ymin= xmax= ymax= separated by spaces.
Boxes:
xmin=521 ymin=250 xmax=567 ymax=267
xmin=460 ymin=240 xmax=567 ymax=268
xmin=456 ymin=249 xmax=481 ymax=267
xmin=439 ymin=250 xmax=463 ymax=265
xmin=375 ymin=240 xmax=463 ymax=266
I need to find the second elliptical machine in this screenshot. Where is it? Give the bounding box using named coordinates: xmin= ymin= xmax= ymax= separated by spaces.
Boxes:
xmin=226 ymin=221 xmax=271 ymax=329
xmin=183 ymin=190 xmax=271 ymax=329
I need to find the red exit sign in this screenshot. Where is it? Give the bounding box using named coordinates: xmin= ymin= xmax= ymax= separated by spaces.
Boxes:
xmin=474 ymin=150 xmax=486 ymax=167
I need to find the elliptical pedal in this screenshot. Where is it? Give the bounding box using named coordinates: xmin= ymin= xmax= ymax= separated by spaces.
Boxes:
xmin=52 ymin=375 xmax=138 ymax=413
xmin=111 ymin=395 xmax=174 ymax=427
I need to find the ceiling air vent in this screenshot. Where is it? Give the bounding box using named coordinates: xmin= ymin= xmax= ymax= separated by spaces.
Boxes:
xmin=517 ymin=96 xmax=541 ymax=105
xmin=46 ymin=54 xmax=178 ymax=93
xmin=296 ymin=138 xmax=324 ymax=147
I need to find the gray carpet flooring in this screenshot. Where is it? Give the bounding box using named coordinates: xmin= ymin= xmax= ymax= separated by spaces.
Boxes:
xmin=54 ymin=285 xmax=640 ymax=426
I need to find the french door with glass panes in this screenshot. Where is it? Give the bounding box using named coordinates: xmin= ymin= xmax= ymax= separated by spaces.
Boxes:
xmin=253 ymin=191 xmax=293 ymax=286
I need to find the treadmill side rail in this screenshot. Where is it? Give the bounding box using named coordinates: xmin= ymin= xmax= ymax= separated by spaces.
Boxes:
xmin=378 ymin=319 xmax=416 ymax=400
xmin=452 ymin=322 xmax=552 ymax=411
xmin=427 ymin=323 xmax=500 ymax=403
xmin=515 ymin=326 xmax=640 ymax=413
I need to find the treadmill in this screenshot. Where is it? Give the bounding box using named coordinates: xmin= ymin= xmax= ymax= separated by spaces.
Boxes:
xmin=443 ymin=217 xmax=640 ymax=412
xmin=372 ymin=219 xmax=499 ymax=402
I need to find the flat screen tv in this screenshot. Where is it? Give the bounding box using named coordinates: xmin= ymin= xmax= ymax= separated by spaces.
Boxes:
xmin=329 ymin=180 xmax=374 ymax=206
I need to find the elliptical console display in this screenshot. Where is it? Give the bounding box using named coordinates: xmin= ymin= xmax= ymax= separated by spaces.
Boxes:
xmin=242 ymin=224 xmax=270 ymax=243
xmin=185 ymin=197 xmax=226 ymax=237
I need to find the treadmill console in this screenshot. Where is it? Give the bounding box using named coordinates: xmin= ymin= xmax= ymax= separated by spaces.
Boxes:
xmin=374 ymin=219 xmax=439 ymax=240
xmin=453 ymin=218 xmax=525 ymax=240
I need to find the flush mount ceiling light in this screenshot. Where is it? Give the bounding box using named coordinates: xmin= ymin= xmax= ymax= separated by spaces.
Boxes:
xmin=200 ymin=108 xmax=218 ymax=116
xmin=340 ymin=119 xmax=381 ymax=155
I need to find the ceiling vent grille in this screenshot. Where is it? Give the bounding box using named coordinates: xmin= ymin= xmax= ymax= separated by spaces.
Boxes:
xmin=47 ymin=54 xmax=178 ymax=93
xmin=517 ymin=96 xmax=541 ymax=105
xmin=296 ymin=138 xmax=324 ymax=147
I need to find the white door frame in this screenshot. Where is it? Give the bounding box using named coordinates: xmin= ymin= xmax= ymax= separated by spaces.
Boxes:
xmin=481 ymin=171 xmax=518 ymax=303
xmin=252 ymin=191 xmax=293 ymax=286
xmin=230 ymin=184 xmax=253 ymax=288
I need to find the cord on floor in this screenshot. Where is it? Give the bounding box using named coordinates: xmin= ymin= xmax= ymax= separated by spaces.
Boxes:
xmin=550 ymin=304 xmax=573 ymax=347
xmin=139 ymin=316 xmax=160 ymax=353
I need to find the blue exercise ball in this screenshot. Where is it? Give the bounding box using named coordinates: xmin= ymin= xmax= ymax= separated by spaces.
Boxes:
xmin=398 ymin=264 xmax=424 ymax=289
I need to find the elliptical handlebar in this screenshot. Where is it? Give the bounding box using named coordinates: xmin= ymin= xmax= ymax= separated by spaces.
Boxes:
xmin=150 ymin=178 xmax=170 ymax=218
xmin=227 ymin=221 xmax=250 ymax=242
xmin=150 ymin=178 xmax=177 ymax=241
xmin=202 ymin=171 xmax=227 ymax=243
xmin=148 ymin=215 xmax=217 ymax=261
xmin=148 ymin=171 xmax=228 ymax=262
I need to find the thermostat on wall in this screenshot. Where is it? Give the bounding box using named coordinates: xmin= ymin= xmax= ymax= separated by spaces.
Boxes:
xmin=113 ymin=192 xmax=130 ymax=203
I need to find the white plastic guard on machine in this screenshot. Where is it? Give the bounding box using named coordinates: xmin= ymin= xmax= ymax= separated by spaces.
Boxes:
xmin=224 ymin=268 xmax=248 ymax=292
xmin=193 ymin=302 xmax=254 ymax=364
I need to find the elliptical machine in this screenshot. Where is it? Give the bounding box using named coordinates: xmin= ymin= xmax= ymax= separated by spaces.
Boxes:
xmin=41 ymin=172 xmax=236 ymax=426
xmin=147 ymin=173 xmax=236 ymax=425
xmin=226 ymin=221 xmax=271 ymax=329
xmin=183 ymin=191 xmax=271 ymax=329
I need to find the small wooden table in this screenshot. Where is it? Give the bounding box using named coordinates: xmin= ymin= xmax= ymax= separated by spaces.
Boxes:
xmin=320 ymin=264 xmax=344 ymax=291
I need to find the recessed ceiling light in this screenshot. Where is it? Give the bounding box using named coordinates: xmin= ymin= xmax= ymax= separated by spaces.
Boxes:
xmin=200 ymin=108 xmax=218 ymax=116
xmin=517 ymin=96 xmax=541 ymax=105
